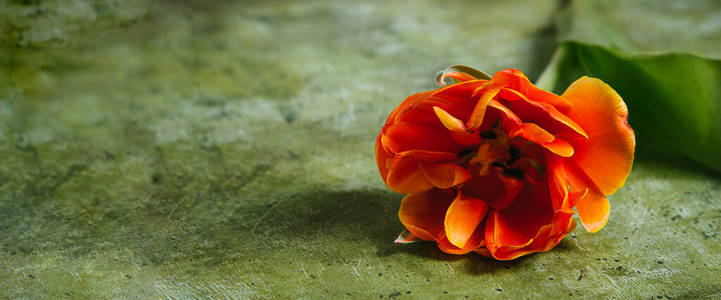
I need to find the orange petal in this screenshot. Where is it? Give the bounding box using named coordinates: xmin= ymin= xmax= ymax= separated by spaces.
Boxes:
xmin=437 ymin=222 xmax=485 ymax=255
xmin=444 ymin=192 xmax=489 ymax=248
xmin=541 ymin=211 xmax=576 ymax=247
xmin=489 ymin=224 xmax=549 ymax=260
xmin=491 ymin=69 xmax=572 ymax=113
xmin=375 ymin=133 xmax=391 ymax=181
xmin=433 ymin=106 xmax=466 ymax=132
xmin=385 ymin=150 xmax=458 ymax=194
xmin=400 ymin=106 xmax=479 ymax=145
xmin=467 ymin=86 xmax=502 ymax=131
xmin=500 ymin=88 xmax=587 ymax=139
xmin=407 ymin=80 xmax=489 ymax=124
xmin=411 ymin=96 xmax=475 ymax=126
xmin=517 ymin=123 xmax=575 ymax=157
xmin=575 ymin=187 xmax=610 ymax=233
xmin=462 ymin=167 xmax=524 ymax=210
xmin=490 ymin=210 xmax=575 ymax=260
xmin=484 ymin=181 xmax=553 ymax=252
xmin=390 ymin=81 xmax=488 ymax=137
xmin=518 ymin=123 xmax=554 ymax=143
xmin=564 ymin=160 xmax=610 ymax=233
xmin=544 ymin=137 xmax=574 ymax=157
xmin=383 ymin=122 xmax=465 ymax=154
xmin=386 ymin=91 xmax=434 ymax=125
xmin=402 ymin=150 xmax=459 ymax=162
xmin=484 ymin=210 xmax=531 ymax=256
xmin=449 ymin=131 xmax=482 ymax=146
xmin=398 ymin=189 xmax=455 ymax=241
xmin=386 ymin=159 xmax=432 ymax=194
xmin=545 ymin=154 xmax=571 ymax=210
xmin=547 ymin=154 xmax=590 ymax=208
xmin=428 ymin=80 xmax=488 ymax=103
xmin=547 ymin=157 xmax=592 ymax=238
xmin=393 ymin=107 xmax=446 ymax=128
xmin=418 ymin=162 xmax=472 ymax=189
xmin=487 ymin=99 xmax=523 ymax=137
xmin=437 ymin=71 xmax=477 ymax=85
xmin=389 ymin=82 xmax=482 ymax=130
xmin=562 ymin=76 xmax=635 ymax=195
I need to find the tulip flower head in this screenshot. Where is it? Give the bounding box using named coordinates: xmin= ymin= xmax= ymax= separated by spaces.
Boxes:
xmin=375 ymin=66 xmax=635 ymax=260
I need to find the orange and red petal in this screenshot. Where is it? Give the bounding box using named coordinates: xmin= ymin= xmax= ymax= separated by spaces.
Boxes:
xmin=488 ymin=210 xmax=575 ymax=260
xmin=386 ymin=91 xmax=434 ymax=125
xmin=484 ymin=181 xmax=554 ymax=255
xmin=437 ymin=222 xmax=485 ymax=255
xmin=385 ymin=150 xmax=458 ymax=194
xmin=538 ymin=211 xmax=576 ymax=253
xmin=433 ymin=106 xmax=467 ymax=132
xmin=466 ymin=86 xmax=502 ymax=131
xmin=386 ymin=159 xmax=433 ymax=194
xmin=393 ymin=106 xmax=446 ymax=128
xmin=488 ymin=98 xmax=579 ymax=158
xmin=390 ymin=80 xmax=489 ymax=131
xmin=375 ymin=133 xmax=392 ymax=180
xmin=398 ymin=189 xmax=455 ymax=241
xmin=492 ymin=68 xmax=572 ymax=113
xmin=544 ymin=137 xmax=574 ymax=157
xmin=408 ymin=80 xmax=488 ymax=123
xmin=449 ymin=131 xmax=482 ymax=146
xmin=575 ymin=187 xmax=610 ymax=233
xmin=517 ymin=123 xmax=575 ymax=157
xmin=563 ymin=159 xmax=611 ymax=233
xmin=546 ymin=153 xmax=590 ymax=209
xmin=500 ymin=88 xmax=587 ymax=139
xmin=546 ymin=155 xmax=570 ymax=211
xmin=418 ymin=162 xmax=472 ymax=189
xmin=462 ymin=167 xmax=524 ymax=210
xmin=383 ymin=122 xmax=465 ymax=154
xmin=443 ymin=192 xmax=489 ymax=248
xmin=562 ymin=76 xmax=635 ymax=196
xmin=518 ymin=123 xmax=554 ymax=144
xmin=438 ymin=71 xmax=477 ymax=85
xmin=414 ymin=106 xmax=481 ymax=146
xmin=488 ymin=99 xmax=523 ymax=137
xmin=429 ymin=80 xmax=488 ymax=104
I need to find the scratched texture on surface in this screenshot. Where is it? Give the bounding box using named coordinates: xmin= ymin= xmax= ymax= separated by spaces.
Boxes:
xmin=1 ymin=0 xmax=720 ymax=298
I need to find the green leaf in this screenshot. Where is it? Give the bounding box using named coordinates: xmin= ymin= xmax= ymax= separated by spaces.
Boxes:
xmin=538 ymin=41 xmax=721 ymax=172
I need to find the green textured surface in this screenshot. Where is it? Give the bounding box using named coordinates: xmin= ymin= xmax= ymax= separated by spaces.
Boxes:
xmin=1 ymin=0 xmax=720 ymax=298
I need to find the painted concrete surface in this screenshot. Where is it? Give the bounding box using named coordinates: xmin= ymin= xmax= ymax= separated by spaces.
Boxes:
xmin=1 ymin=0 xmax=719 ymax=298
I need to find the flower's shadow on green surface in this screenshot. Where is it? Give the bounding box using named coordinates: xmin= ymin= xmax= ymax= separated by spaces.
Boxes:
xmin=271 ymin=186 xmax=537 ymax=274
xmin=257 ymin=185 xmax=517 ymax=272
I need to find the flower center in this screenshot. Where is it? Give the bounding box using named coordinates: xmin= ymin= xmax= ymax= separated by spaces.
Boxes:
xmin=457 ymin=127 xmax=536 ymax=179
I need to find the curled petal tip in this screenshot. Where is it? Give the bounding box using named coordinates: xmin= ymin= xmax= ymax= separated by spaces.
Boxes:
xmin=436 ymin=65 xmax=492 ymax=86
xmin=394 ymin=229 xmax=418 ymax=244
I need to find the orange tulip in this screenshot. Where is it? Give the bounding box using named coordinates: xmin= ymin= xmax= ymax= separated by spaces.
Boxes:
xmin=376 ymin=67 xmax=635 ymax=260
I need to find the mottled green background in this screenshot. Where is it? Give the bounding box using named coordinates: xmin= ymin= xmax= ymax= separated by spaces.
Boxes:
xmin=1 ymin=0 xmax=720 ymax=298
